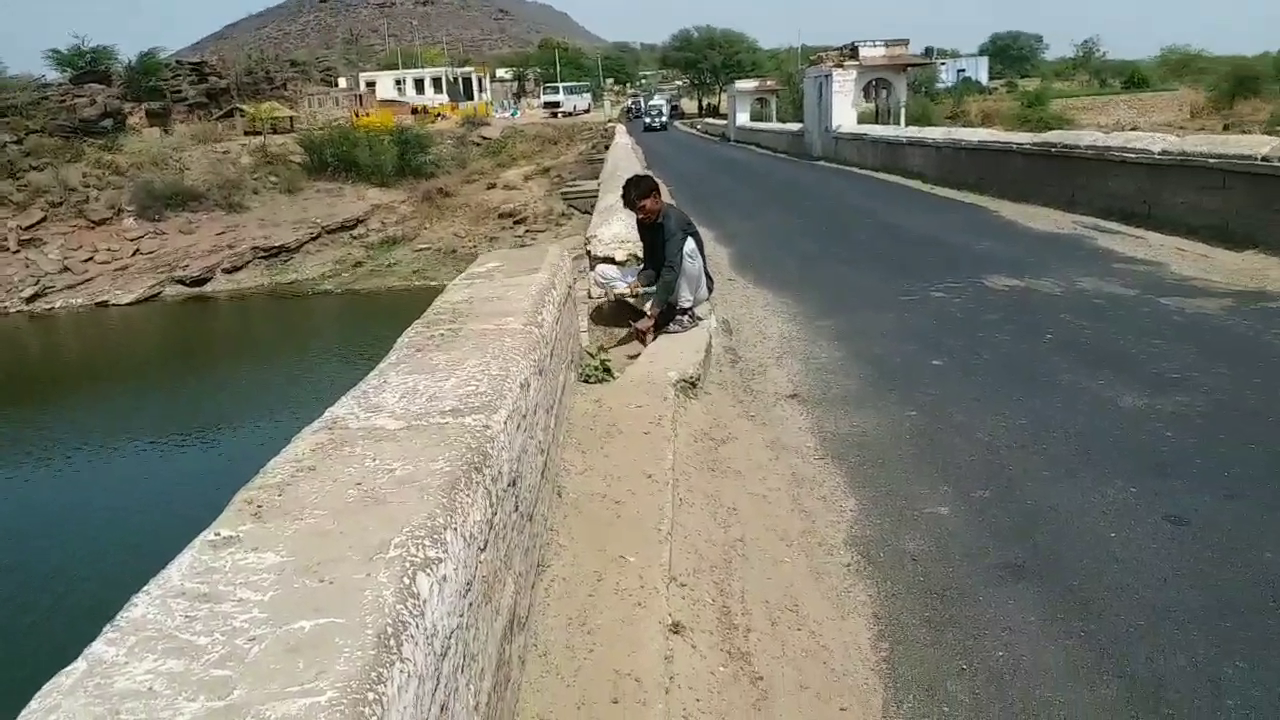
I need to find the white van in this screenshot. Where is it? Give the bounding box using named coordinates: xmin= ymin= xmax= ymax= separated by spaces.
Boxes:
xmin=541 ymin=82 xmax=592 ymax=117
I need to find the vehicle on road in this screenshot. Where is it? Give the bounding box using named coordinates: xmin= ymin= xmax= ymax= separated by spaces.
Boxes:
xmin=542 ymin=82 xmax=592 ymax=118
xmin=641 ymin=104 xmax=669 ymax=132
xmin=625 ymin=95 xmax=645 ymax=119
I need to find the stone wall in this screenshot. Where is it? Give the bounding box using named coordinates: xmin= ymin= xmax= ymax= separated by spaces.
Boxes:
xmin=586 ymin=123 xmax=646 ymax=266
xmin=19 ymin=243 xmax=579 ymax=720
xmin=692 ymin=118 xmax=1280 ymax=252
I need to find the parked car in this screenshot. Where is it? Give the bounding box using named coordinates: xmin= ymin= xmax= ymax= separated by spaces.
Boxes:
xmin=641 ymin=105 xmax=669 ymax=132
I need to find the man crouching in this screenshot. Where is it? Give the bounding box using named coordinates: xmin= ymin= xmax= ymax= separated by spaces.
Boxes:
xmin=591 ymin=173 xmax=714 ymax=346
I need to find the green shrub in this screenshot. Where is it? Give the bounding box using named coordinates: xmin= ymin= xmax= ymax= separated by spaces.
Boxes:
xmin=296 ymin=124 xmax=441 ymax=186
xmin=1016 ymin=86 xmax=1053 ymax=109
xmin=1120 ymin=66 xmax=1153 ymax=91
xmin=578 ymin=345 xmax=616 ymax=384
xmin=129 ymin=174 xmax=205 ymax=220
xmin=269 ymin=164 xmax=308 ymax=194
xmin=951 ymin=77 xmax=987 ymax=99
xmin=1209 ymin=61 xmax=1266 ymax=110
xmin=1265 ymin=106 xmax=1280 ymax=134
xmin=1001 ymin=78 xmax=1021 ymax=94
xmin=199 ymin=167 xmax=251 ymax=212
xmin=1007 ymin=86 xmax=1072 ymax=131
xmin=906 ymin=96 xmax=942 ymax=126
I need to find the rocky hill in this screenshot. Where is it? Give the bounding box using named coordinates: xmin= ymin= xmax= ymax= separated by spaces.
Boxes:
xmin=175 ymin=0 xmax=606 ymax=62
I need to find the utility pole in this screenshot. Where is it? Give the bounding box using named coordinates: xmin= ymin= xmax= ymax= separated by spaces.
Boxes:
xmin=412 ymin=22 xmax=421 ymax=67
xmin=383 ymin=19 xmax=390 ymax=55
xmin=596 ymin=53 xmax=607 ymax=117
xmin=554 ymin=48 xmax=562 ymax=84
xmin=796 ymin=30 xmax=802 ymax=71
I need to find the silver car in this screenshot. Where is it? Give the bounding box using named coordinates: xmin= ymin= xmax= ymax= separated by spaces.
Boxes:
xmin=642 ymin=106 xmax=669 ymax=132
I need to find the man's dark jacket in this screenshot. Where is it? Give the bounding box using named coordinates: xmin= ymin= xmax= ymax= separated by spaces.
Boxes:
xmin=635 ymin=203 xmax=714 ymax=308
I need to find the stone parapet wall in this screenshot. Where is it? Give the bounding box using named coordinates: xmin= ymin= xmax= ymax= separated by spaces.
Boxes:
xmin=20 ymin=243 xmax=579 ymax=720
xmin=586 ymin=124 xmax=646 ymax=265
xmin=690 ymin=118 xmax=1280 ymax=251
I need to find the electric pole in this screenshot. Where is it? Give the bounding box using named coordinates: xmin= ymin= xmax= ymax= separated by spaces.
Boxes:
xmin=554 ymin=48 xmax=562 ymax=84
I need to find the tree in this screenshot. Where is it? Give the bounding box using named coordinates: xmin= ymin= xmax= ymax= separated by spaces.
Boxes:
xmin=1208 ymin=61 xmax=1265 ymax=110
xmin=1154 ymin=44 xmax=1211 ymax=84
xmin=245 ymin=102 xmax=283 ymax=144
xmin=597 ymin=47 xmax=639 ymax=87
xmin=118 ymin=47 xmax=169 ymax=102
xmin=1069 ymin=35 xmax=1108 ymax=85
xmin=338 ymin=26 xmax=375 ymax=73
xmin=976 ymin=31 xmax=1047 ymax=79
xmin=528 ymin=38 xmax=591 ymax=85
xmin=42 ymin=33 xmax=121 ymax=78
xmin=493 ymin=50 xmax=535 ymax=100
xmin=922 ymin=46 xmax=965 ymax=59
xmin=908 ymin=64 xmax=940 ymax=99
xmin=375 ymin=45 xmax=447 ymax=71
xmin=661 ymin=26 xmax=763 ymax=113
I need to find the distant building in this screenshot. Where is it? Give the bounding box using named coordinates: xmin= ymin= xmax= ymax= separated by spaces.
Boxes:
xmin=808 ymin=38 xmax=935 ymax=125
xmin=934 ymin=56 xmax=990 ymax=88
xmin=356 ymin=66 xmax=494 ymax=106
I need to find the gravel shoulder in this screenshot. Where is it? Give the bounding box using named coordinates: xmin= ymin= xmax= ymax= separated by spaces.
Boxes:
xmin=517 ymin=231 xmax=884 ymax=718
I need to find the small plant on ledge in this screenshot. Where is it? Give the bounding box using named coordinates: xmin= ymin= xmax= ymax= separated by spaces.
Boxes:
xmin=578 ymin=344 xmax=616 ymax=384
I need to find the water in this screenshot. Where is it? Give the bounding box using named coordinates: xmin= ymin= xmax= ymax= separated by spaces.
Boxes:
xmin=0 ymin=288 xmax=437 ymax=718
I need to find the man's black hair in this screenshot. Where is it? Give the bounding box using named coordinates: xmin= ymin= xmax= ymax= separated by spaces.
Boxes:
xmin=621 ymin=173 xmax=661 ymax=211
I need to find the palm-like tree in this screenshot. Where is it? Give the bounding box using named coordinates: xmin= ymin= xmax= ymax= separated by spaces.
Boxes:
xmin=42 ymin=33 xmax=121 ymax=78
xmin=118 ymin=46 xmax=170 ymax=102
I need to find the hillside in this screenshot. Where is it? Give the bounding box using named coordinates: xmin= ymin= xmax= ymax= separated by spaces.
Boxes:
xmin=174 ymin=0 xmax=606 ymax=62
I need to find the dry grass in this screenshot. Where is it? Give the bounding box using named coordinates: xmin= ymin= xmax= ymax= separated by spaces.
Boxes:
xmin=174 ymin=121 xmax=227 ymax=146
xmin=939 ymin=85 xmax=1276 ymax=136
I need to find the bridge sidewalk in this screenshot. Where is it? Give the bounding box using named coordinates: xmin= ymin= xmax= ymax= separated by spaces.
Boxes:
xmin=519 ymin=258 xmax=883 ymax=718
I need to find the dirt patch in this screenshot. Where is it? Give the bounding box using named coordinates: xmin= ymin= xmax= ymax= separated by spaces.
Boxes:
xmin=1 ymin=120 xmax=611 ymax=313
xmin=519 ymin=234 xmax=884 ymax=718
xmin=943 ymin=87 xmax=1275 ymax=136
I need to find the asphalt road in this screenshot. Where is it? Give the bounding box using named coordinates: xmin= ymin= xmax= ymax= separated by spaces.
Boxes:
xmin=632 ymin=123 xmax=1280 ymax=719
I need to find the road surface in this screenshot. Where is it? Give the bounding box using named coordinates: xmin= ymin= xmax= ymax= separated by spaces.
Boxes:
xmin=632 ymin=123 xmax=1280 ymax=718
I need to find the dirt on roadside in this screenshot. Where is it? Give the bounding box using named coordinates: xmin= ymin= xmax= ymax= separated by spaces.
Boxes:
xmin=519 ymin=235 xmax=884 ymax=718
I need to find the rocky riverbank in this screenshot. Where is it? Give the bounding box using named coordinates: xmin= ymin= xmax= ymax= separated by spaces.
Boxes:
xmin=1 ymin=121 xmax=610 ymax=314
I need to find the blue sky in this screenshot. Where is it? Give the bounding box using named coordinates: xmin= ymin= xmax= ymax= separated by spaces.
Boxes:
xmin=3 ymin=0 xmax=1277 ymax=75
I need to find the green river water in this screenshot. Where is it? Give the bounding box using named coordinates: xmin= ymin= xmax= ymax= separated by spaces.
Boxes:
xmin=0 ymin=288 xmax=437 ymax=718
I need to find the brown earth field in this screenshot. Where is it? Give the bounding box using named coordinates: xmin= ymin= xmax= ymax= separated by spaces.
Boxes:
xmin=1 ymin=120 xmax=610 ymax=314
xmin=957 ymin=87 xmax=1276 ymax=135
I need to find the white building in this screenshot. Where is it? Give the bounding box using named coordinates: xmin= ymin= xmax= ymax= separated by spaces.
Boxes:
xmin=802 ymin=38 xmax=935 ymax=130
xmin=355 ymin=66 xmax=493 ymax=105
xmin=934 ymin=56 xmax=990 ymax=88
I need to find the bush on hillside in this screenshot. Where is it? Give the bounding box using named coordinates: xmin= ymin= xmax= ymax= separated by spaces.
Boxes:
xmin=1209 ymin=61 xmax=1266 ymax=110
xmin=129 ymin=174 xmax=206 ymax=220
xmin=296 ymin=124 xmax=440 ymax=186
xmin=1120 ymin=66 xmax=1153 ymax=91
xmin=906 ymin=96 xmax=941 ymax=126
xmin=1007 ymin=86 xmax=1072 ymax=132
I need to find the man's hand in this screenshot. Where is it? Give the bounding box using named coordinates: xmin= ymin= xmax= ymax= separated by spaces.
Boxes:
xmin=632 ymin=315 xmax=656 ymax=346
